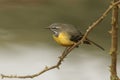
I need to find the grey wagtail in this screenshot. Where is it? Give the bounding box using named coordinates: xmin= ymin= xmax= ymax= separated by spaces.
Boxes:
xmin=46 ymin=23 xmax=104 ymax=50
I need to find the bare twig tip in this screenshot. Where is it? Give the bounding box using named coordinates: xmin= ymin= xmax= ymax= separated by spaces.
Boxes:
xmin=45 ymin=66 xmax=48 ymax=70
xmin=1 ymin=74 xmax=3 ymax=79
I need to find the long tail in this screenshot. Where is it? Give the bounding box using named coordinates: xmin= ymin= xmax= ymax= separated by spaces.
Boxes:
xmin=87 ymin=39 xmax=105 ymax=51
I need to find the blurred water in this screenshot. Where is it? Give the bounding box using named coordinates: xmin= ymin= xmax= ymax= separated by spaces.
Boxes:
xmin=0 ymin=43 xmax=120 ymax=80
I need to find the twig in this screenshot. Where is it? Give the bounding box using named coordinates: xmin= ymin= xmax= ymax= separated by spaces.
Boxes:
xmin=80 ymin=0 xmax=120 ymax=42
xmin=65 ymin=0 xmax=120 ymax=51
xmin=1 ymin=1 xmax=120 ymax=79
xmin=1 ymin=47 xmax=71 ymax=79
xmin=110 ymin=0 xmax=119 ymax=80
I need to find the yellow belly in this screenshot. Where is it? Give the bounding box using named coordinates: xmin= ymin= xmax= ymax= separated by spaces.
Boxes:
xmin=53 ymin=32 xmax=75 ymax=47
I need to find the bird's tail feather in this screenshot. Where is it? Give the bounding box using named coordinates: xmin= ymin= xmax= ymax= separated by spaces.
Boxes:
xmin=87 ymin=39 xmax=105 ymax=51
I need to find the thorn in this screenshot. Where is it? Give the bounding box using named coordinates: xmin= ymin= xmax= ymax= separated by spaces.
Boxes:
xmin=58 ymin=56 xmax=64 ymax=60
xmin=109 ymin=48 xmax=116 ymax=54
xmin=109 ymin=65 xmax=111 ymax=69
xmin=118 ymin=4 xmax=120 ymax=8
xmin=58 ymin=56 xmax=62 ymax=59
xmin=108 ymin=30 xmax=112 ymax=34
xmin=45 ymin=66 xmax=48 ymax=70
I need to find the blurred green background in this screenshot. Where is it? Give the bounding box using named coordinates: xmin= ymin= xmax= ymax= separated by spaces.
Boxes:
xmin=0 ymin=0 xmax=116 ymax=46
xmin=0 ymin=0 xmax=119 ymax=80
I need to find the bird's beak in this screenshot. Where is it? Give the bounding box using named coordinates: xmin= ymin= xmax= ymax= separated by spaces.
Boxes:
xmin=44 ymin=27 xmax=50 ymax=29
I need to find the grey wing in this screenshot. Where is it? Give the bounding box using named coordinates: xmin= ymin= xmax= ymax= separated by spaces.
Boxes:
xmin=63 ymin=24 xmax=88 ymax=43
xmin=68 ymin=29 xmax=90 ymax=44
xmin=69 ymin=30 xmax=83 ymax=42
xmin=65 ymin=25 xmax=83 ymax=42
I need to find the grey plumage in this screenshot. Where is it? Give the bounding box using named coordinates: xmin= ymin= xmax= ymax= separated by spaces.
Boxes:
xmin=48 ymin=23 xmax=104 ymax=50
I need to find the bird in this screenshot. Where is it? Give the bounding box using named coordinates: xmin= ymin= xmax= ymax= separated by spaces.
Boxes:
xmin=46 ymin=23 xmax=104 ymax=50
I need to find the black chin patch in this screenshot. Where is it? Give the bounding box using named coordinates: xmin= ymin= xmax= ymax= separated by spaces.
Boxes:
xmin=53 ymin=31 xmax=59 ymax=37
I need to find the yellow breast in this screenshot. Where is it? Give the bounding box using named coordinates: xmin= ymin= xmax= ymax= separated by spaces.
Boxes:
xmin=52 ymin=32 xmax=75 ymax=47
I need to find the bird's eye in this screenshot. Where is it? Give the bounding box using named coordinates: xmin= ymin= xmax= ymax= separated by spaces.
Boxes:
xmin=53 ymin=27 xmax=57 ymax=29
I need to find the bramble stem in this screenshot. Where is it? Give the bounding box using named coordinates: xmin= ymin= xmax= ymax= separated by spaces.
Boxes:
xmin=110 ymin=0 xmax=119 ymax=80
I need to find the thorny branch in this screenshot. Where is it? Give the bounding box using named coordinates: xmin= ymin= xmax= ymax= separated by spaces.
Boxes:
xmin=110 ymin=0 xmax=119 ymax=80
xmin=1 ymin=0 xmax=120 ymax=79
